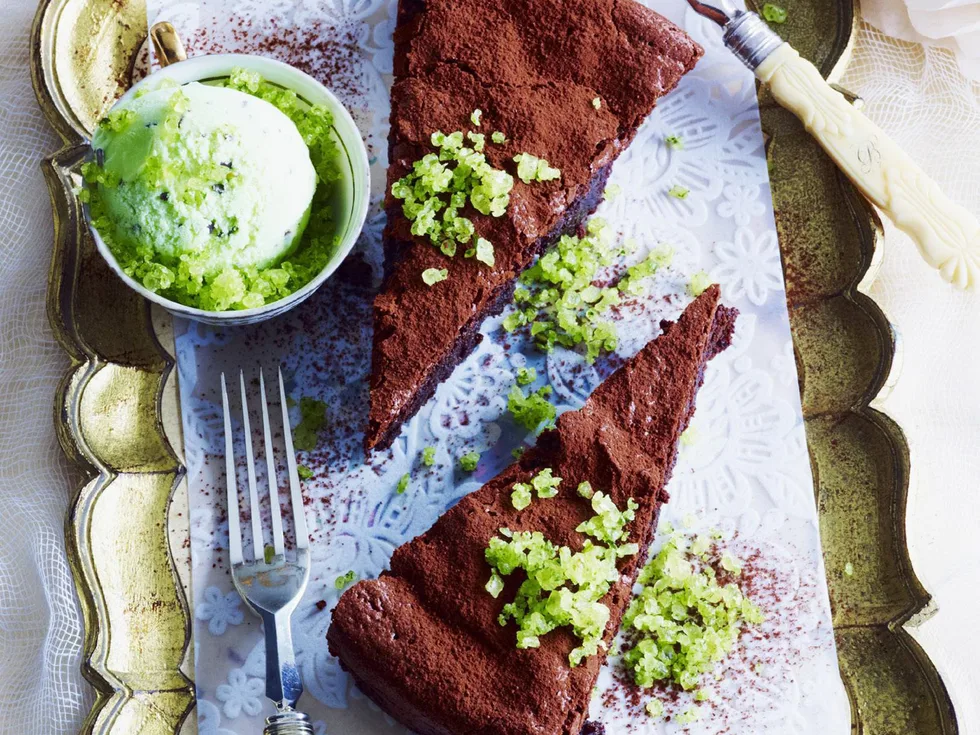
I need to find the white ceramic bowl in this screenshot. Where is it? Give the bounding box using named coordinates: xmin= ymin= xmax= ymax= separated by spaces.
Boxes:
xmin=84 ymin=54 xmax=371 ymax=326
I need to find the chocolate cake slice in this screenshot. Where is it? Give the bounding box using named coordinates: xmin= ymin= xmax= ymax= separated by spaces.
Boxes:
xmin=330 ymin=287 xmax=736 ymax=735
xmin=366 ymin=0 xmax=704 ymax=451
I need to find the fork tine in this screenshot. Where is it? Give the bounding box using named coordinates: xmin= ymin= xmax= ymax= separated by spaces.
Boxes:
xmin=278 ymin=366 xmax=310 ymax=549
xmin=220 ymin=373 xmax=244 ymax=566
xmin=240 ymin=370 xmax=265 ymax=560
xmin=260 ymin=369 xmax=285 ymax=555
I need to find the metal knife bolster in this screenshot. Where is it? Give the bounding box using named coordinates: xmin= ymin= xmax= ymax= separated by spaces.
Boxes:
xmin=723 ymin=11 xmax=785 ymax=70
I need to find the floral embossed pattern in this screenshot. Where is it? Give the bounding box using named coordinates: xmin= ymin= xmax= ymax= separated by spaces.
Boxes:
xmin=154 ymin=0 xmax=850 ymax=731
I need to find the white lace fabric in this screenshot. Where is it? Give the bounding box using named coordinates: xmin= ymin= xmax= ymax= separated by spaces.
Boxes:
xmin=0 ymin=1 xmax=95 ymax=732
xmin=0 ymin=0 xmax=977 ymax=733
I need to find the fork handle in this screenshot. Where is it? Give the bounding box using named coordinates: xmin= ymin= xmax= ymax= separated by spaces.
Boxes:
xmin=261 ymin=609 xmax=309 ymax=715
xmin=264 ymin=708 xmax=314 ymax=735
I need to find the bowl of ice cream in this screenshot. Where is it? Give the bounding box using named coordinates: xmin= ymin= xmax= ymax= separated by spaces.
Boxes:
xmin=81 ymin=53 xmax=370 ymax=325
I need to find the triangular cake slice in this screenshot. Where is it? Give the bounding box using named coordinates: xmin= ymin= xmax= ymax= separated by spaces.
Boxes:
xmin=330 ymin=288 xmax=736 ymax=735
xmin=366 ymin=0 xmax=704 ymax=451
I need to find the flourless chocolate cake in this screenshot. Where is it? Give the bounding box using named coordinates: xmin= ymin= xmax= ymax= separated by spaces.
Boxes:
xmin=330 ymin=288 xmax=737 ymax=735
xmin=366 ymin=0 xmax=704 ymax=451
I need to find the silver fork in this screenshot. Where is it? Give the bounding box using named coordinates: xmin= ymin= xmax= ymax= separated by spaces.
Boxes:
xmin=221 ymin=367 xmax=313 ymax=735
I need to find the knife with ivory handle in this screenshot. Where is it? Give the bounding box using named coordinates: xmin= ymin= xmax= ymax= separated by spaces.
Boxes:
xmin=687 ymin=0 xmax=980 ymax=289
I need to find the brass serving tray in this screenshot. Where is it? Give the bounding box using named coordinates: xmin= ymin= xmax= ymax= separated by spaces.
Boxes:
xmin=30 ymin=0 xmax=958 ymax=732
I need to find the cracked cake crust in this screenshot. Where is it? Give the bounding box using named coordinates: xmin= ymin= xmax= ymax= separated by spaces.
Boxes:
xmin=366 ymin=0 xmax=703 ymax=452
xmin=331 ymin=288 xmax=736 ymax=735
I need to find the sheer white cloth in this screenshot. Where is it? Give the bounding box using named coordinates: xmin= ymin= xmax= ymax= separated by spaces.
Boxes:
xmin=0 ymin=1 xmax=95 ymax=732
xmin=0 ymin=0 xmax=977 ymax=732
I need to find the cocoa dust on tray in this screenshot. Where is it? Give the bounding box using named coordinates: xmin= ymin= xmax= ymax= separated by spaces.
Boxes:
xmin=181 ymin=14 xmax=382 ymax=161
xmin=599 ymin=534 xmax=830 ymax=731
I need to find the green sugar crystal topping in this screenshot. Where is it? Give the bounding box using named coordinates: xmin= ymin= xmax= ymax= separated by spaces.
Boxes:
xmin=668 ymin=184 xmax=690 ymax=199
xmin=335 ymin=570 xmax=357 ymax=590
xmin=645 ymin=699 xmax=665 ymax=719
xmin=471 ymin=109 xmax=483 ymax=126
xmin=664 ymin=134 xmax=684 ymax=150
xmin=297 ymin=464 xmax=314 ymax=480
xmin=459 ymin=452 xmax=481 ymax=472
xmin=396 ymin=473 xmax=410 ymax=494
xmin=576 ymin=492 xmax=638 ymax=547
xmin=592 ymin=97 xmax=602 ymax=110
xmin=507 ymin=384 xmax=557 ymax=432
xmin=515 ymin=366 xmax=537 ymax=386
xmin=507 ymin=218 xmax=672 ymax=362
xmin=688 ymin=270 xmax=712 ymax=297
xmin=99 ymin=108 xmax=137 ymax=133
xmin=293 ymin=397 xmax=328 ymax=452
xmin=492 ymin=131 xmax=507 ymax=144
xmin=511 ymin=483 xmax=533 ymax=511
xmin=762 ymin=3 xmax=788 ymax=23
xmin=621 ymin=531 xmax=764 ymax=703
xmin=514 ymin=152 xmax=562 ymax=184
xmin=391 ymin=129 xmax=514 ymax=264
xmin=422 ymin=268 xmax=448 ymax=285
xmin=421 ymin=446 xmax=437 ymax=467
xmin=510 ymin=468 xmax=563 ymax=510
xmin=486 ymin=482 xmax=638 ymax=666
xmin=472 ymin=237 xmax=495 ymax=267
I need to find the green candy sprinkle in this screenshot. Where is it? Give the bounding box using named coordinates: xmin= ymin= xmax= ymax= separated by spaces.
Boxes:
xmin=293 ymin=397 xmax=328 ymax=452
xmin=720 ymin=549 xmax=742 ymax=575
xmin=531 ymin=468 xmax=562 ymax=498
xmin=515 ymin=366 xmax=537 ymax=386
xmin=844 ymin=562 xmax=854 ymax=576
xmin=297 ymin=464 xmax=314 ymax=480
xmin=511 ymin=483 xmax=533 ymax=511
xmin=645 ymin=699 xmax=664 ymax=719
xmin=511 ymin=446 xmax=526 ymax=460
xmin=396 ymin=473 xmax=410 ymax=494
xmin=668 ymin=184 xmax=690 ymax=199
xmin=665 ymin=134 xmax=684 ymax=150
xmin=392 ymin=127 xmax=513 ymax=262
xmin=459 ymin=452 xmax=481 ymax=472
xmin=507 ymin=384 xmax=557 ymax=432
xmin=475 ymin=237 xmax=495 ymax=267
xmin=622 ymin=530 xmax=764 ymax=702
xmin=486 ymin=487 xmax=638 ymax=666
xmin=688 ymin=270 xmax=712 ymax=297
xmin=264 ymin=545 xmax=276 ymax=564
xmin=762 ymin=3 xmax=788 ymax=23
xmin=576 ymin=492 xmax=637 ymax=545
xmin=677 ymin=706 xmax=701 ymax=725
xmin=509 ymin=218 xmax=672 ymax=362
xmin=592 ymin=97 xmax=602 ymax=110
xmin=471 ymin=108 xmax=483 ymax=126
xmin=514 ymin=152 xmax=561 ymax=183
xmin=99 ymin=108 xmax=136 ymax=132
xmin=486 ymin=571 xmax=505 ymax=598
xmin=335 ymin=570 xmax=357 ymax=589
xmin=421 ymin=446 xmax=437 ymax=467
xmin=577 ymin=481 xmax=594 ymax=499
xmin=422 ymin=268 xmax=448 ymax=285
xmin=604 ymin=183 xmax=622 ymax=200
xmin=492 ymin=131 xmax=507 ymax=144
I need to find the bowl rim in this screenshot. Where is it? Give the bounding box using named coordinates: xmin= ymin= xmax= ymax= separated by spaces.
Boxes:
xmin=84 ymin=53 xmax=371 ymax=323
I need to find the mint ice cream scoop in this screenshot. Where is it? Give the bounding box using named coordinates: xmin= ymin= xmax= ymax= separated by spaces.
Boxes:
xmin=84 ymin=69 xmax=343 ymax=312
xmin=93 ymin=81 xmax=316 ymax=276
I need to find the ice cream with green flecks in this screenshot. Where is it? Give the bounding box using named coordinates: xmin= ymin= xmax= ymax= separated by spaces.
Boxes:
xmin=85 ymin=70 xmax=343 ymax=311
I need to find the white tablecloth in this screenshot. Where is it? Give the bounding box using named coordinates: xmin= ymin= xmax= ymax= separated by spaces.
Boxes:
xmin=0 ymin=0 xmax=977 ymax=732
